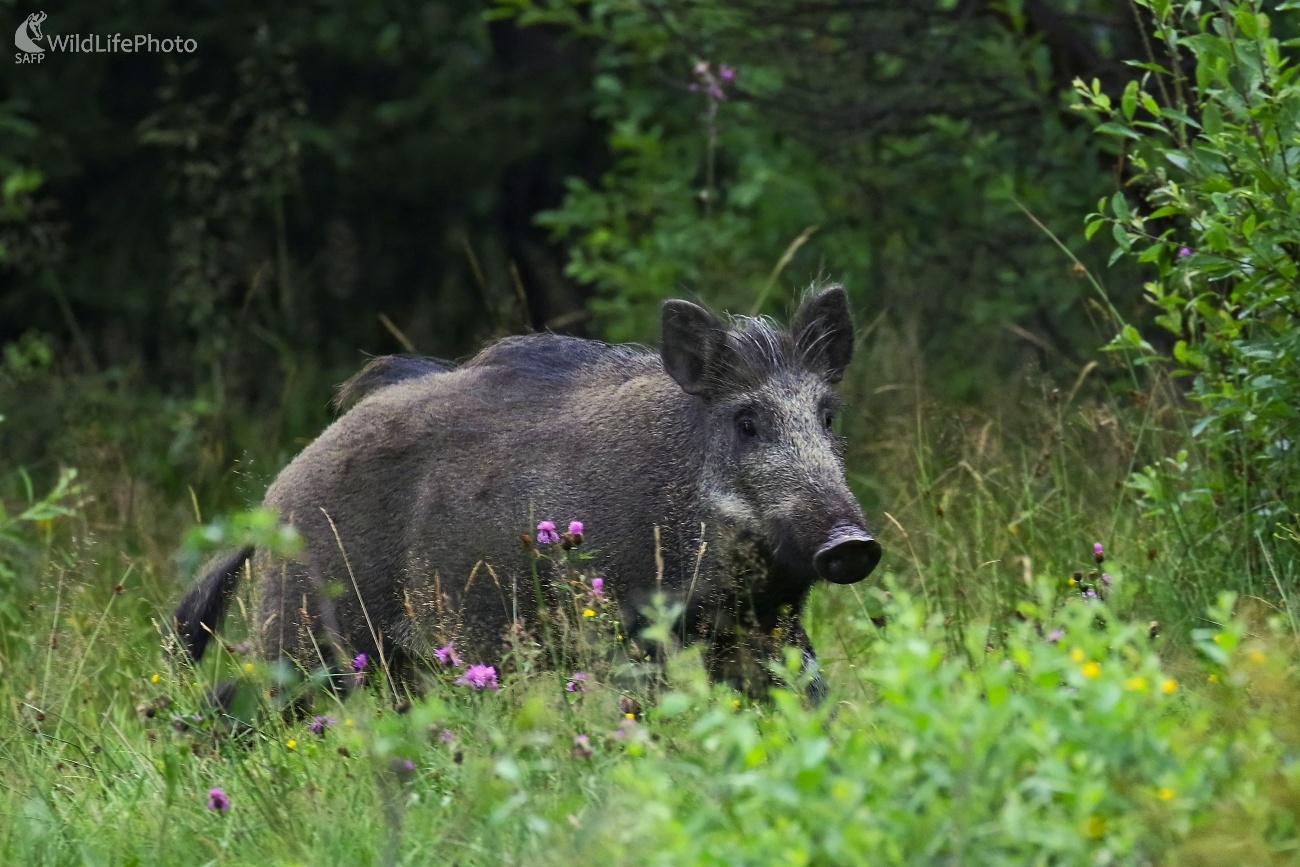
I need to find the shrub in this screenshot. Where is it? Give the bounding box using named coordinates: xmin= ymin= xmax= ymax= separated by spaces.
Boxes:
xmin=1078 ymin=0 xmax=1300 ymax=580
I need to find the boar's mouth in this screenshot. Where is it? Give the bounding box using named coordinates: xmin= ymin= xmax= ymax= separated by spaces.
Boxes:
xmin=813 ymin=526 xmax=882 ymax=585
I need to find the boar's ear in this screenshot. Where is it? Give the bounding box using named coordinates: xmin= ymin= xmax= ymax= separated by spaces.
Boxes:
xmin=793 ymin=284 xmax=854 ymax=384
xmin=661 ymin=299 xmax=727 ymax=397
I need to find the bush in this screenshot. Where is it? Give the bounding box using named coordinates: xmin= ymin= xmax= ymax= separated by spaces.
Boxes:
xmin=1078 ymin=0 xmax=1300 ymax=579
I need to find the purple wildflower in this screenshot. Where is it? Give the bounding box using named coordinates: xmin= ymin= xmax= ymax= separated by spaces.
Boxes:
xmin=536 ymin=520 xmax=560 ymax=545
xmin=1093 ymin=542 xmax=1105 ymax=564
xmin=434 ymin=642 xmax=461 ymax=667
xmin=687 ymin=83 xmax=699 ymax=92
xmin=568 ymin=521 xmax=584 ymax=536
xmin=611 ymin=717 xmax=636 ymax=740
xmin=400 ymin=759 xmax=415 ymax=772
xmin=456 ymin=664 xmax=500 ymax=690
xmin=352 ymin=653 xmax=368 ymax=672
xmin=719 ymin=64 xmax=735 ymax=81
xmin=1083 ymin=588 xmax=1098 ymax=599
xmin=1178 ymin=246 xmax=1192 ymax=258
xmin=1102 ymin=572 xmax=1111 ymax=588
xmin=573 ymin=733 xmax=593 ymax=759
xmin=707 ymin=83 xmax=727 ymax=101
xmin=310 ymin=715 xmax=335 ymax=735
xmin=440 ymin=728 xmax=455 ymax=743
xmin=693 ymin=60 xmax=709 ymax=77
xmin=206 ymin=787 xmax=230 ymax=812
xmin=567 ymin=671 xmax=589 ymax=693
xmin=1046 ymin=628 xmax=1064 ymax=643
xmin=590 ymin=577 xmax=605 ymax=599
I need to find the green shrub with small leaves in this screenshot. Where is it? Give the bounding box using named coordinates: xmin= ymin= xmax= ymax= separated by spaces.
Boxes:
xmin=1078 ymin=0 xmax=1300 ymax=579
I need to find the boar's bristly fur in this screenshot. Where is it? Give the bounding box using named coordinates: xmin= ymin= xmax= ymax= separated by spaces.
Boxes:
xmin=173 ymin=285 xmax=881 ymax=701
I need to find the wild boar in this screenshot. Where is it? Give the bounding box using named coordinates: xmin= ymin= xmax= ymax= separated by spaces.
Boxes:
xmin=174 ymin=286 xmax=881 ymax=701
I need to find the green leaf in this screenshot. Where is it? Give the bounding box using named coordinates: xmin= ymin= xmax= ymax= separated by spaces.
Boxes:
xmin=1095 ymin=121 xmax=1140 ymax=140
xmin=1111 ymin=192 xmax=1131 ymax=223
xmin=1121 ymin=81 xmax=1139 ymax=121
xmin=1234 ymin=9 xmax=1259 ymax=38
xmin=1201 ymin=102 xmax=1223 ymax=138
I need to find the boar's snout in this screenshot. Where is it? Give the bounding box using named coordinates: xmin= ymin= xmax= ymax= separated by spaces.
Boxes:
xmin=813 ymin=526 xmax=882 ymax=585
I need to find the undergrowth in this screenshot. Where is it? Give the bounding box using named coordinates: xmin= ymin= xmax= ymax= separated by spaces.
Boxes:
xmin=4 ymin=384 xmax=1300 ymax=866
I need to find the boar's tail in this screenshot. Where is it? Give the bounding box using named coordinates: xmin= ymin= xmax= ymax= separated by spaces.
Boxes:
xmin=173 ymin=546 xmax=254 ymax=663
xmin=333 ymin=355 xmax=450 ymax=411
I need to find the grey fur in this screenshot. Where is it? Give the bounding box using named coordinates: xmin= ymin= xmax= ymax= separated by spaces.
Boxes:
xmin=173 ymin=285 xmax=880 ymax=699
xmin=333 ymin=355 xmax=450 ymax=411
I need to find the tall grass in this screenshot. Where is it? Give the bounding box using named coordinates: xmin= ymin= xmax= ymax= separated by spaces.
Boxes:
xmin=3 ymin=373 xmax=1299 ymax=865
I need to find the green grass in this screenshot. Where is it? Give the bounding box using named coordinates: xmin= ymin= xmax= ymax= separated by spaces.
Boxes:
xmin=3 ymin=388 xmax=1300 ymax=865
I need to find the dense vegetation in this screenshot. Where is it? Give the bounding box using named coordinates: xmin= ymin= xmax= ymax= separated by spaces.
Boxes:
xmin=2 ymin=0 xmax=1298 ymax=863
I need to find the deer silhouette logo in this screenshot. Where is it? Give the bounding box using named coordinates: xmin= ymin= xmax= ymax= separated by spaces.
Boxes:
xmin=15 ymin=11 xmax=46 ymax=54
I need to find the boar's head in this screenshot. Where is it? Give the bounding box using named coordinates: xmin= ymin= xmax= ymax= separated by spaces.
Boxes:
xmin=661 ymin=285 xmax=881 ymax=587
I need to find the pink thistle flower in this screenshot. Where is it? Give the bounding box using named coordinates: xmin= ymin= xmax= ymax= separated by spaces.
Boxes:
xmin=536 ymin=521 xmax=560 ymax=545
xmin=1178 ymin=246 xmax=1192 ymax=258
xmin=206 ymin=787 xmax=230 ymax=812
xmin=440 ymin=728 xmax=455 ymax=743
xmin=567 ymin=672 xmax=588 ymax=693
xmin=310 ymin=714 xmax=335 ymax=735
xmin=590 ymin=576 xmax=605 ymax=599
xmin=456 ymin=664 xmax=499 ymax=690
xmin=573 ymin=733 xmax=593 ymax=759
xmin=352 ymin=653 xmax=368 ymax=672
xmin=568 ymin=521 xmax=584 ymax=536
xmin=718 ymin=64 xmax=735 ymax=81
xmin=1046 ymin=628 xmax=1064 ymax=643
xmin=434 ymin=642 xmax=461 ymax=667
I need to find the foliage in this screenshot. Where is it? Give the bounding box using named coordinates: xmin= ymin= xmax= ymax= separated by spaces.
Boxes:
xmin=1078 ymin=0 xmax=1300 ymax=573
xmin=501 ymin=0 xmax=1143 ymax=393
xmin=0 ymin=466 xmax=81 ymax=654
xmin=8 ymin=478 xmax=1300 ymax=865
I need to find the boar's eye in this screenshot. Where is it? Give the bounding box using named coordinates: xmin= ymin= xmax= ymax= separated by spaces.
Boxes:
xmin=822 ymin=410 xmax=835 ymax=431
xmin=735 ymin=414 xmax=759 ymax=440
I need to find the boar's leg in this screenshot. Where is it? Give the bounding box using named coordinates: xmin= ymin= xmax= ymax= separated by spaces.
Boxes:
xmin=701 ymin=619 xmax=826 ymax=705
xmin=254 ymin=556 xmax=354 ymax=708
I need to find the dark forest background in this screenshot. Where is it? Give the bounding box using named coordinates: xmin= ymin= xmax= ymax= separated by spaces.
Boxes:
xmin=0 ymin=0 xmax=1275 ymax=506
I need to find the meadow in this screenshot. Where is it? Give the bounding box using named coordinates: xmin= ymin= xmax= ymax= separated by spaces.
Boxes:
xmin=3 ymin=367 xmax=1299 ymax=865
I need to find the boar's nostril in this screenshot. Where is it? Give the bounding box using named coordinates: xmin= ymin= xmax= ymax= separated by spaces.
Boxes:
xmin=814 ymin=529 xmax=882 ymax=585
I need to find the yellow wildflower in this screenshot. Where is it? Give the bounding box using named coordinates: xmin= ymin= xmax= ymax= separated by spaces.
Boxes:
xmin=1069 ymin=648 xmax=1085 ymax=663
xmin=243 ymin=662 xmax=255 ymax=673
xmin=1248 ymin=649 xmax=1266 ymax=664
xmin=1161 ymin=678 xmax=1177 ymax=694
xmin=1212 ymin=633 xmax=1223 ymax=644
xmin=1208 ymin=673 xmax=1219 ymax=683
xmin=344 ymin=718 xmax=354 ymax=728
xmin=150 ymin=673 xmax=161 ymax=684
xmin=1082 ymin=661 xmax=1101 ymax=679
xmin=286 ymin=739 xmax=297 ymax=750
xmin=582 ymin=608 xmax=596 ymax=618
xmin=1158 ymin=787 xmax=1174 ymax=801
xmin=1123 ymin=676 xmax=1147 ymax=692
